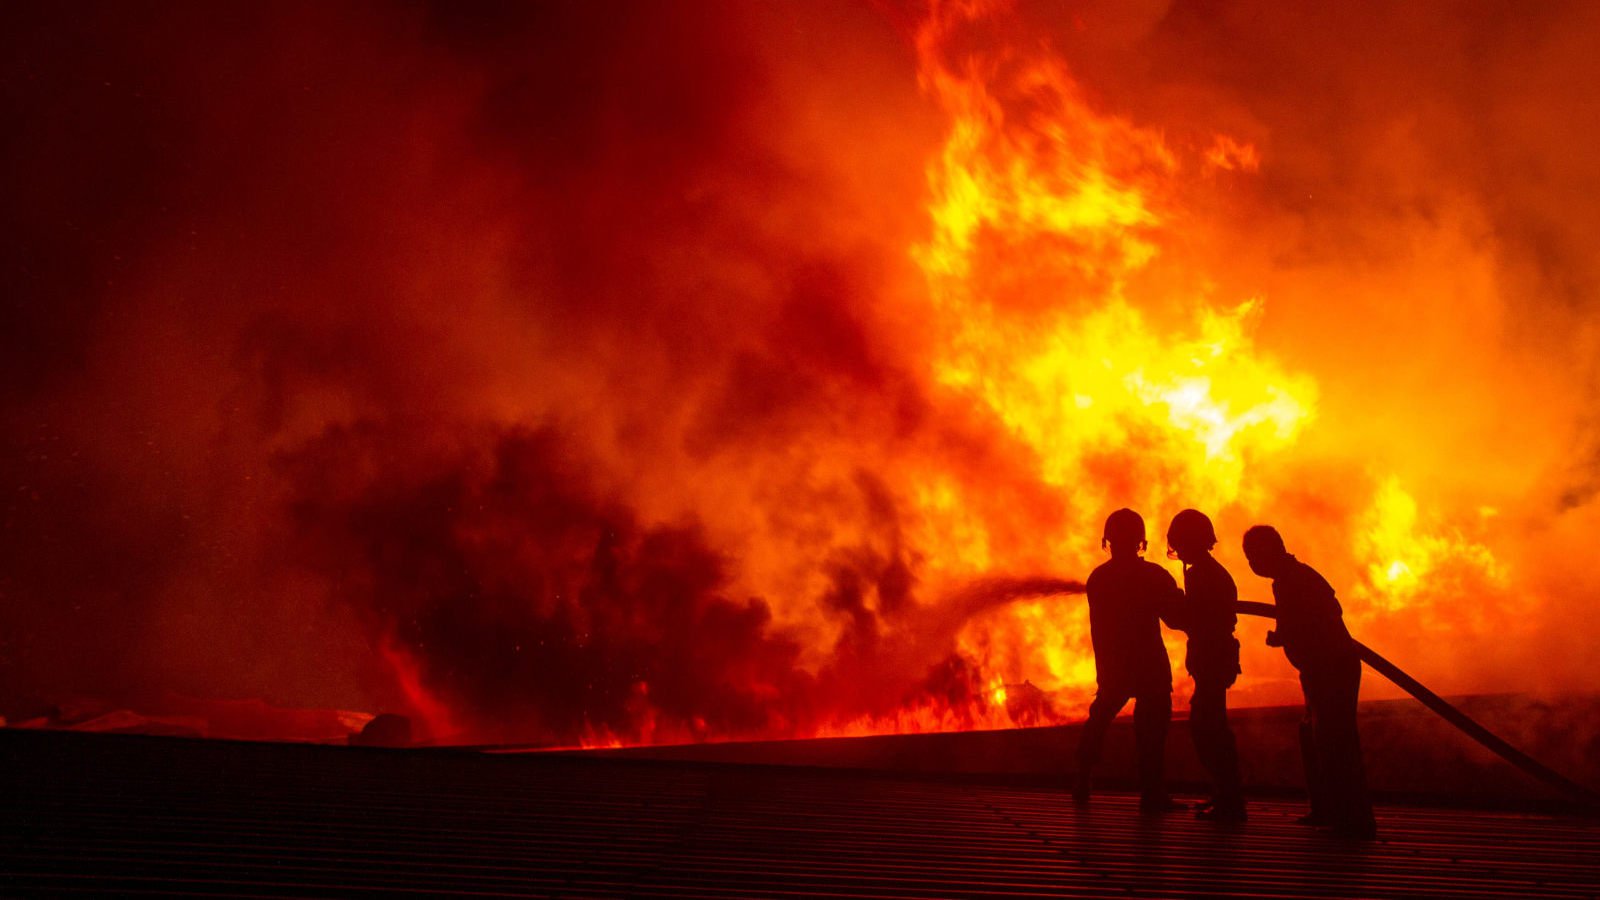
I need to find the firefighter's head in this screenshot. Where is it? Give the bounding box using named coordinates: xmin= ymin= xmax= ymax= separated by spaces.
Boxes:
xmin=1165 ymin=509 xmax=1217 ymax=563
xmin=1101 ymin=508 xmax=1146 ymax=556
xmin=1242 ymin=524 xmax=1289 ymax=578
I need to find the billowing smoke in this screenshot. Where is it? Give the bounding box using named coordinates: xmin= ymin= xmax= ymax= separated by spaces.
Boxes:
xmin=4 ymin=0 xmax=1600 ymax=743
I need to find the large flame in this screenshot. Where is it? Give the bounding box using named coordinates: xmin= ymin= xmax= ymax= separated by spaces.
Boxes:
xmin=3 ymin=0 xmax=1593 ymax=746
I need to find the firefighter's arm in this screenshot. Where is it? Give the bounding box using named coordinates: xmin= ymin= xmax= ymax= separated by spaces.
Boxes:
xmin=1234 ymin=599 xmax=1285 ymax=646
xmin=1157 ymin=581 xmax=1188 ymax=631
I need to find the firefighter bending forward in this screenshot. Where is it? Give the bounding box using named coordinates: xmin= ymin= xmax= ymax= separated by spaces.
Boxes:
xmin=1074 ymin=509 xmax=1184 ymax=813
xmin=1243 ymin=524 xmax=1377 ymax=840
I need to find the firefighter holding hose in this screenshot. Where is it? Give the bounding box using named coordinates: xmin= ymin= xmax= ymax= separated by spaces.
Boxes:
xmin=1073 ymin=508 xmax=1185 ymax=812
xmin=1243 ymin=524 xmax=1378 ymax=840
xmin=1165 ymin=509 xmax=1247 ymax=823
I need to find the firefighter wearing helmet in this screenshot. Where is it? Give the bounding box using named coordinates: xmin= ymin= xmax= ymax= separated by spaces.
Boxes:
xmin=1074 ymin=508 xmax=1185 ymax=812
xmin=1166 ymin=509 xmax=1246 ymax=823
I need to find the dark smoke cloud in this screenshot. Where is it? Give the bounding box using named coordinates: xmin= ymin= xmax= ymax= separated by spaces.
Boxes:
xmin=281 ymin=421 xmax=816 ymax=743
xmin=277 ymin=418 xmax=1059 ymax=743
xmin=0 ymin=0 xmax=952 ymax=733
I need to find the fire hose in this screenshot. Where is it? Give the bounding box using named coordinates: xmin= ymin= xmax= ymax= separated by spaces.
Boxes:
xmin=1234 ymin=600 xmax=1600 ymax=812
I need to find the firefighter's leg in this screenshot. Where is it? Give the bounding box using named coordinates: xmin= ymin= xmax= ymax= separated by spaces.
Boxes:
xmin=1075 ymin=689 xmax=1129 ymax=802
xmin=1132 ymin=689 xmax=1172 ymax=805
xmin=1318 ymin=659 xmax=1375 ymax=836
xmin=1298 ymin=676 xmax=1329 ymax=823
xmin=1191 ymin=676 xmax=1243 ymax=815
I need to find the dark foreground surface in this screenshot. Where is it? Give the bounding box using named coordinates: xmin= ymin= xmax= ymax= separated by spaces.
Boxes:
xmin=4 ymin=729 xmax=1599 ymax=898
xmin=582 ymin=693 xmax=1600 ymax=812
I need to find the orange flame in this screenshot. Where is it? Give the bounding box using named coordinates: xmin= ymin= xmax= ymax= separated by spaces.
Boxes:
xmin=13 ymin=0 xmax=1566 ymax=748
xmin=849 ymin=0 xmax=1507 ymax=728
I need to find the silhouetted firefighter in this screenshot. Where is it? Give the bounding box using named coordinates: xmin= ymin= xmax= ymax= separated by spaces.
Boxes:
xmin=1166 ymin=509 xmax=1245 ymax=823
xmin=1074 ymin=509 xmax=1183 ymax=812
xmin=1243 ymin=524 xmax=1378 ymax=840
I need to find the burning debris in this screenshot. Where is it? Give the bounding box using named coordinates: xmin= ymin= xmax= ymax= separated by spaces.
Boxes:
xmin=350 ymin=713 xmax=413 ymax=748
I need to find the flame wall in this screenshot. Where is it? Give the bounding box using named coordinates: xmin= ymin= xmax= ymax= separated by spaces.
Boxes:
xmin=4 ymin=0 xmax=1600 ymax=745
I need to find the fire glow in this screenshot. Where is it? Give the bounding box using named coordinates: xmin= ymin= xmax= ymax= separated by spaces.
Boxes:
xmin=3 ymin=1 xmax=1594 ymax=747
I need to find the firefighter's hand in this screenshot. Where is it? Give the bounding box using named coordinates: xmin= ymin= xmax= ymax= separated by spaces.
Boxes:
xmin=1265 ymin=629 xmax=1283 ymax=648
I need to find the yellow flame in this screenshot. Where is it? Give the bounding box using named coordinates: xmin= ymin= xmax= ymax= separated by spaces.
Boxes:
xmin=990 ymin=676 xmax=1008 ymax=706
xmin=894 ymin=0 xmax=1521 ymax=728
xmin=899 ymin=0 xmax=1322 ymax=716
xmin=1354 ymin=477 xmax=1507 ymax=614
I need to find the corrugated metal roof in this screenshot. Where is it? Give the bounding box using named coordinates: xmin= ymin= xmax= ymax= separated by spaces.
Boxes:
xmin=5 ymin=730 xmax=1598 ymax=897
